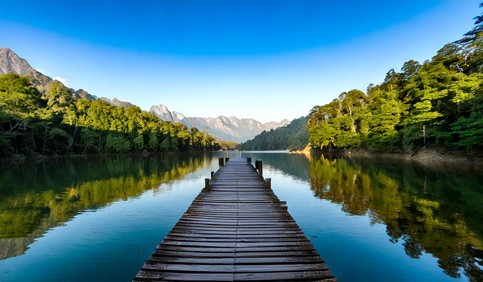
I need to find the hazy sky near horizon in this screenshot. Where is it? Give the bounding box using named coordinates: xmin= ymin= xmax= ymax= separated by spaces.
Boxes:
xmin=0 ymin=0 xmax=480 ymax=122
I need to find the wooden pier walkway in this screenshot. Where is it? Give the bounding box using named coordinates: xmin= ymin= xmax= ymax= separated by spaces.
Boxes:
xmin=134 ymin=158 xmax=336 ymax=281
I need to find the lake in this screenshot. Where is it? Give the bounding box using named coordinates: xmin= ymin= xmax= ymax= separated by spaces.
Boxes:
xmin=0 ymin=152 xmax=481 ymax=281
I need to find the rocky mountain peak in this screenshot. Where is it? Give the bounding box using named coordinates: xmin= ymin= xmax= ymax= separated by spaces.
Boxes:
xmin=0 ymin=47 xmax=96 ymax=100
xmin=0 ymin=47 xmax=52 ymax=92
xmin=100 ymin=97 xmax=135 ymax=108
xmin=0 ymin=48 xmax=30 ymax=74
xmin=149 ymin=104 xmax=290 ymax=142
xmin=150 ymin=104 xmax=184 ymax=123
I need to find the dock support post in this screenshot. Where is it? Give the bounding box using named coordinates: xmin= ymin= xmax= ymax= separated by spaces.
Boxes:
xmin=219 ymin=157 xmax=225 ymax=167
xmin=205 ymin=178 xmax=210 ymax=189
xmin=247 ymin=157 xmax=251 ymax=163
xmin=211 ymin=171 xmax=214 ymax=178
xmin=280 ymin=200 xmax=287 ymax=210
xmin=255 ymin=160 xmax=263 ymax=176
xmin=265 ymin=178 xmax=271 ymax=188
xmin=225 ymin=157 xmax=229 ymax=162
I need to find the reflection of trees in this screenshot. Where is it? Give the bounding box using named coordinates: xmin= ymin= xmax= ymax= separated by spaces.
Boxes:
xmin=241 ymin=152 xmax=310 ymax=182
xmin=309 ymin=156 xmax=483 ymax=281
xmin=0 ymin=153 xmax=208 ymax=259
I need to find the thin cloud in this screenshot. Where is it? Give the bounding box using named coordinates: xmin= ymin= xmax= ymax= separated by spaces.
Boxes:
xmin=53 ymin=76 xmax=67 ymax=85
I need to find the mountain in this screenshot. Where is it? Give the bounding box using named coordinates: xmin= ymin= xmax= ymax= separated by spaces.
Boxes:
xmin=101 ymin=97 xmax=135 ymax=108
xmin=150 ymin=104 xmax=289 ymax=143
xmin=238 ymin=116 xmax=309 ymax=151
xmin=181 ymin=116 xmax=289 ymax=143
xmin=0 ymin=47 xmax=96 ymax=100
xmin=150 ymin=104 xmax=185 ymax=122
xmin=0 ymin=47 xmax=52 ymax=93
xmin=0 ymin=47 xmax=289 ymax=143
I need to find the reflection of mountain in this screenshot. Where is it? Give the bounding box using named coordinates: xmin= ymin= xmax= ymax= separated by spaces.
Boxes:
xmin=0 ymin=153 xmax=209 ymax=260
xmin=240 ymin=152 xmax=310 ymax=182
xmin=308 ymin=156 xmax=483 ymax=281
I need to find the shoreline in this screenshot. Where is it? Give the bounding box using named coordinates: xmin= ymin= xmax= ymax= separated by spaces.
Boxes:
xmin=292 ymin=146 xmax=483 ymax=170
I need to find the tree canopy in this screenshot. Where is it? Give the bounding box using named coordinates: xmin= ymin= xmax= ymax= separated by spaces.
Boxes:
xmin=308 ymin=4 xmax=483 ymax=154
xmin=238 ymin=116 xmax=308 ymax=151
xmin=0 ymin=74 xmax=219 ymax=157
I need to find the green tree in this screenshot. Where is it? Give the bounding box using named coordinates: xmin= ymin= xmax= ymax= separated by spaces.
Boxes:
xmin=456 ymin=2 xmax=483 ymax=73
xmin=159 ymin=137 xmax=172 ymax=151
xmin=80 ymin=128 xmax=101 ymax=153
xmin=105 ymin=134 xmax=131 ymax=153
xmin=33 ymin=122 xmax=72 ymax=155
xmin=308 ymin=101 xmax=341 ymax=149
xmin=0 ymin=73 xmax=41 ymax=122
xmin=147 ymin=133 xmax=159 ymax=152
xmin=367 ymin=86 xmax=405 ymax=151
xmin=42 ymin=80 xmax=73 ymax=119
xmin=133 ymin=135 xmax=144 ymax=151
xmin=451 ymin=86 xmax=483 ymax=152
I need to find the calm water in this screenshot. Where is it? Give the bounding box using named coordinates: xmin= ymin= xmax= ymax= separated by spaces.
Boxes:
xmin=0 ymin=152 xmax=481 ymax=281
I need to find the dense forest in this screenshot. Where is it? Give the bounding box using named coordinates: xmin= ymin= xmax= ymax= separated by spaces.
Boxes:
xmin=0 ymin=75 xmax=220 ymax=157
xmin=238 ymin=116 xmax=308 ymax=151
xmin=308 ymin=4 xmax=483 ymax=154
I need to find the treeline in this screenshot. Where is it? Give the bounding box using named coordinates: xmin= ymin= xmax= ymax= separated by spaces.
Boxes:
xmin=308 ymin=6 xmax=483 ymax=154
xmin=238 ymin=116 xmax=308 ymax=151
xmin=0 ymin=74 xmax=220 ymax=157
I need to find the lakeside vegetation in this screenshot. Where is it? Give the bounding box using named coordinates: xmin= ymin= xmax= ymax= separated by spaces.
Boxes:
xmin=240 ymin=4 xmax=482 ymax=157
xmin=2 ymin=4 xmax=481 ymax=157
xmin=238 ymin=116 xmax=308 ymax=151
xmin=307 ymin=5 xmax=482 ymax=155
xmin=0 ymin=76 xmax=220 ymax=157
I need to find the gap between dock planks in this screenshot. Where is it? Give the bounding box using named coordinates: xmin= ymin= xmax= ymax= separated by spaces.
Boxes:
xmin=134 ymin=157 xmax=336 ymax=281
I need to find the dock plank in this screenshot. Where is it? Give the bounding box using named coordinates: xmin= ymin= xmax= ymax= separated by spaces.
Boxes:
xmin=134 ymin=158 xmax=336 ymax=281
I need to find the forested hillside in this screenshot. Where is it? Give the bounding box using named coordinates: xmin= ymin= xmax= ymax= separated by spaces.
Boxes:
xmin=238 ymin=116 xmax=308 ymax=151
xmin=0 ymin=74 xmax=219 ymax=157
xmin=308 ymin=4 xmax=482 ymax=154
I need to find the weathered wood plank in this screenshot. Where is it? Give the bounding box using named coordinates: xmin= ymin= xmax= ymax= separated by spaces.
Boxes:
xmin=156 ymin=245 xmax=317 ymax=253
xmin=234 ymin=270 xmax=336 ymax=281
xmin=133 ymin=158 xmax=336 ymax=281
xmin=135 ymin=270 xmax=234 ymax=281
xmin=141 ymin=262 xmax=329 ymax=273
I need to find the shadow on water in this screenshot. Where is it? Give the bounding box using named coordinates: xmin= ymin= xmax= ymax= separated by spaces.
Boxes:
xmin=0 ymin=152 xmax=210 ymax=260
xmin=308 ymin=154 xmax=483 ymax=281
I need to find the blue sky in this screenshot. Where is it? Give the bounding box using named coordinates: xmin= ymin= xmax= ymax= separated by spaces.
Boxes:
xmin=0 ymin=0 xmax=480 ymax=122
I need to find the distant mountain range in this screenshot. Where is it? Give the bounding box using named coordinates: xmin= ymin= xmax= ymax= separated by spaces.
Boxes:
xmin=150 ymin=104 xmax=289 ymax=143
xmin=0 ymin=47 xmax=289 ymax=143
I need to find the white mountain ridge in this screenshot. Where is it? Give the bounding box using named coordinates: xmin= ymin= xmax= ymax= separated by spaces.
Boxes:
xmin=150 ymin=104 xmax=289 ymax=143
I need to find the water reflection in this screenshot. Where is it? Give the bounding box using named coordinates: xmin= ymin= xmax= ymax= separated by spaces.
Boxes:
xmin=2 ymin=151 xmax=482 ymax=281
xmin=308 ymin=155 xmax=483 ymax=281
xmin=241 ymin=151 xmax=310 ymax=181
xmin=0 ymin=153 xmax=209 ymax=260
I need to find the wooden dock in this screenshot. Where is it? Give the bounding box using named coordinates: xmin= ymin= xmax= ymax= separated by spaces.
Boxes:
xmin=134 ymin=158 xmax=336 ymax=281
